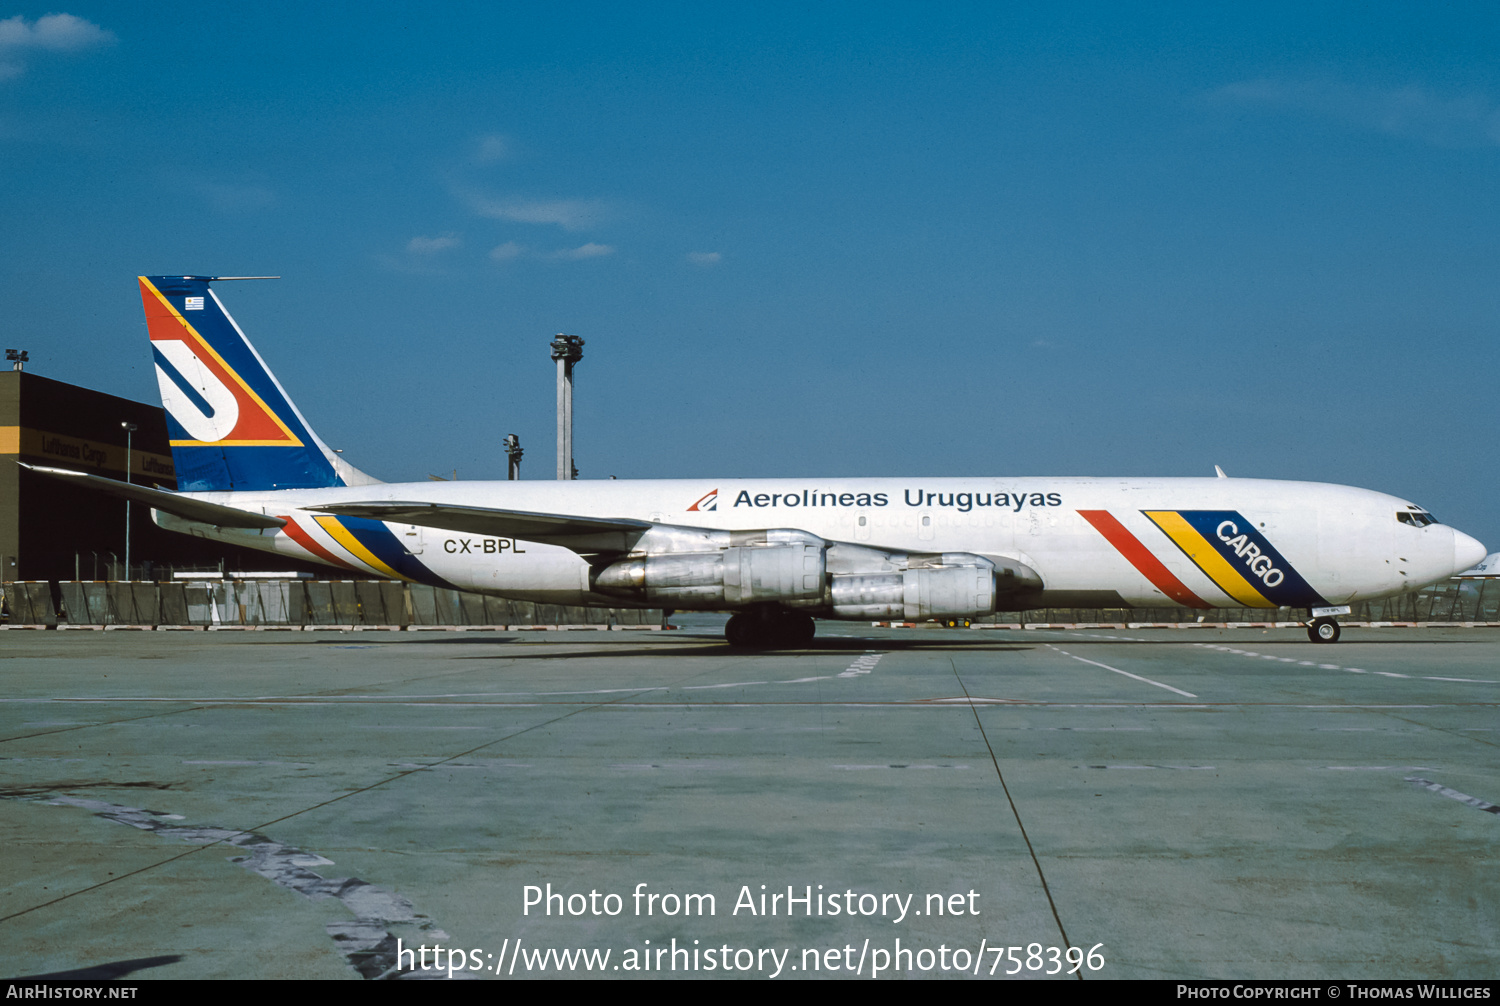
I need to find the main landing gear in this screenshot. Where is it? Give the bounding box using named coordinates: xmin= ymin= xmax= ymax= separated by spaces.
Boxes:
xmin=725 ymin=608 xmax=816 ymax=649
xmin=1307 ymin=617 xmax=1341 ymax=644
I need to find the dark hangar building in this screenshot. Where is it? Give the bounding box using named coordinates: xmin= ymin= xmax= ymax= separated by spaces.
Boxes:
xmin=0 ymin=369 xmax=323 ymax=582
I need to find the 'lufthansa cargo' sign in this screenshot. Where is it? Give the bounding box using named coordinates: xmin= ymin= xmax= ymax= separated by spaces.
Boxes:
xmin=0 ymin=425 xmax=176 ymax=482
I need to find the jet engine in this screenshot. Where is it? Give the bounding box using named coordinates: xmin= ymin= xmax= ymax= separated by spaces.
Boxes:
xmin=593 ymin=541 xmax=826 ymax=605
xmin=592 ymin=523 xmax=1042 ymax=625
xmin=827 ymin=555 xmax=998 ymax=620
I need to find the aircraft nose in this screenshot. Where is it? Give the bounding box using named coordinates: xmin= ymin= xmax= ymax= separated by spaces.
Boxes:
xmin=1452 ymin=528 xmax=1487 ymax=575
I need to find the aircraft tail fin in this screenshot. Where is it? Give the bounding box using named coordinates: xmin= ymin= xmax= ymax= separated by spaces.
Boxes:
xmin=138 ymin=275 xmax=382 ymax=492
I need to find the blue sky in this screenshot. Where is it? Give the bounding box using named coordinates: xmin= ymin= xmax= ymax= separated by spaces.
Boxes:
xmin=3 ymin=3 xmax=1498 ymax=547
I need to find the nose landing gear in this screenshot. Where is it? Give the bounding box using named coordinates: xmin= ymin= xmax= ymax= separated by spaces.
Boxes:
xmin=1307 ymin=617 xmax=1341 ymax=644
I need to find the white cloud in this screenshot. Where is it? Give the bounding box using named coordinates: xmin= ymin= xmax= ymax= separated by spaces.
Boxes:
xmin=475 ymin=134 xmax=510 ymax=163
xmin=489 ymin=241 xmax=524 ymax=261
xmin=0 ymin=13 xmax=113 ymax=51
xmin=547 ymin=243 xmax=614 ymax=261
xmin=407 ymin=234 xmax=461 ymax=255
xmin=0 ymin=13 xmax=113 ymax=78
xmin=1208 ymin=78 xmax=1500 ymax=147
xmin=487 ymin=241 xmax=612 ymax=262
xmin=457 ymin=190 xmax=613 ymax=231
xmin=685 ymin=251 xmax=722 ymax=267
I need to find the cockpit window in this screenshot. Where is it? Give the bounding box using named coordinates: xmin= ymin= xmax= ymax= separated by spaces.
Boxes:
xmin=1397 ymin=509 xmax=1439 ymax=528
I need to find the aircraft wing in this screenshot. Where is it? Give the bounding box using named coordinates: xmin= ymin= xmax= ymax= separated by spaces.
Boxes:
xmin=21 ymin=464 xmax=287 ymax=530
xmin=312 ymin=501 xmax=654 ymax=550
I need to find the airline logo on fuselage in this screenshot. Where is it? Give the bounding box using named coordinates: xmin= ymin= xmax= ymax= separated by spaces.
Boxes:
xmin=1082 ymin=509 xmax=1328 ymax=609
xmin=1215 ymin=520 xmax=1288 ymax=587
xmin=687 ymin=489 xmax=718 ymax=511
xmin=1144 ymin=510 xmax=1326 ymax=609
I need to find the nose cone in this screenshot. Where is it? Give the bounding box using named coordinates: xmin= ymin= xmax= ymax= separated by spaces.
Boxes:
xmin=1453 ymin=529 xmax=1487 ymax=575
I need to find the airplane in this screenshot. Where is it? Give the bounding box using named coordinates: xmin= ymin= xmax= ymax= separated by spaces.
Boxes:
xmin=25 ymin=275 xmax=1488 ymax=648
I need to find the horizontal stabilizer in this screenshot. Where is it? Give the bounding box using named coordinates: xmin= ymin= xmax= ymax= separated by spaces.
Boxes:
xmin=20 ymin=464 xmax=286 ymax=530
xmin=312 ymin=501 xmax=653 ymax=545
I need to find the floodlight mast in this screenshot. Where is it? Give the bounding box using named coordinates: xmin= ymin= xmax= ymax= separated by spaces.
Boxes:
xmin=504 ymin=434 xmax=523 ymax=480
xmin=550 ymin=334 xmax=584 ymax=480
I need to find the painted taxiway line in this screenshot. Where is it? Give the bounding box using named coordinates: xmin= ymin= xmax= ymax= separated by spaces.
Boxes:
xmin=1046 ymin=645 xmax=1198 ymax=698
xmin=1192 ymin=643 xmax=1499 ymax=684
xmin=1405 ymin=776 xmax=1500 ymax=816
xmin=838 ymin=652 xmax=885 ymax=678
xmin=0 ymin=655 xmax=893 ymax=707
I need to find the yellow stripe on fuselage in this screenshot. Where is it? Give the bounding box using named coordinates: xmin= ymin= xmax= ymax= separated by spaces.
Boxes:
xmin=312 ymin=515 xmax=402 ymax=579
xmin=1144 ymin=510 xmax=1274 ymax=608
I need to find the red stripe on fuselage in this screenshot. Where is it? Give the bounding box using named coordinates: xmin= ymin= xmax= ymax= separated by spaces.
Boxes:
xmin=1077 ymin=509 xmax=1212 ymax=609
xmin=278 ymin=515 xmax=361 ymax=572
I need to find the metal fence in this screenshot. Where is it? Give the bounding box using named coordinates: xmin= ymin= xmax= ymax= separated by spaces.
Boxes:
xmin=976 ymin=577 xmax=1499 ymax=626
xmin=4 ymin=577 xmax=1496 ymax=628
xmin=0 ymin=580 xmax=666 ymax=629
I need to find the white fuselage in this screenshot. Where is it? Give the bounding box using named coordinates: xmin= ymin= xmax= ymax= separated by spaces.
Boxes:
xmin=154 ymin=476 xmax=1485 ymax=615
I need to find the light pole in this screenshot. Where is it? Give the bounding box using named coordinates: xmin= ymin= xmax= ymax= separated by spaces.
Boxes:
xmin=121 ymin=422 xmax=137 ymax=579
xmin=550 ymin=334 xmax=584 ymax=480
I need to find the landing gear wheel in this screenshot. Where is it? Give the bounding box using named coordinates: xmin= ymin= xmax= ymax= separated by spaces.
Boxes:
xmin=1308 ymin=618 xmax=1340 ymax=644
xmin=726 ymin=612 xmax=777 ymax=649
xmin=779 ymin=612 xmax=816 ymax=647
xmin=725 ymin=610 xmax=815 ymax=649
xmin=725 ymin=614 xmax=751 ymax=648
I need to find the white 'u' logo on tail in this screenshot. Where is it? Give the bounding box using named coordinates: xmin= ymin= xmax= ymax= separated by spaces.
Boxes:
xmin=153 ymin=340 xmax=240 ymax=442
